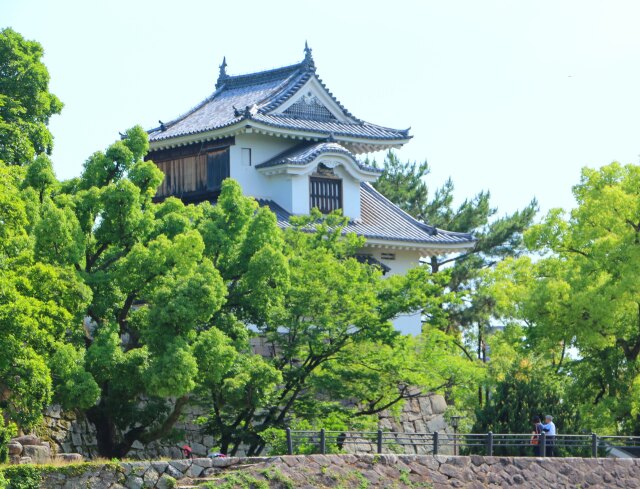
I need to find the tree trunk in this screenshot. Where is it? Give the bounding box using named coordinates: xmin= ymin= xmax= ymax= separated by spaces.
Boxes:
xmin=86 ymin=403 xmax=133 ymax=459
xmin=86 ymin=396 xmax=188 ymax=459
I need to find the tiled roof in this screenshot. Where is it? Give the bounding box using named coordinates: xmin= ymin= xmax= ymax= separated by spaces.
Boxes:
xmin=255 ymin=142 xmax=381 ymax=173
xmin=250 ymin=114 xmax=409 ymax=140
xmin=258 ymin=183 xmax=476 ymax=248
xmin=148 ymin=51 xmax=410 ymax=144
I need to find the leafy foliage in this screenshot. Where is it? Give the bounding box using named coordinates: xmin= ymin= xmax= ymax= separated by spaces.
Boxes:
xmin=0 ymin=28 xmax=62 ymax=166
xmin=0 ymin=160 xmax=94 ymax=430
xmin=489 ymin=162 xmax=640 ymax=435
xmin=0 ymin=411 xmax=17 ymax=464
xmin=0 ymin=116 xmax=469 ymax=457
xmin=195 ymin=207 xmax=456 ymax=455
xmin=471 ymin=325 xmax=577 ymax=454
xmin=372 ymin=151 xmax=537 ymax=413
xmin=0 ymin=465 xmax=41 ymax=489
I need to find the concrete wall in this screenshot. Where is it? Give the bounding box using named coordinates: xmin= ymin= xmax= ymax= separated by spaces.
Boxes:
xmin=36 ymin=454 xmax=640 ymax=489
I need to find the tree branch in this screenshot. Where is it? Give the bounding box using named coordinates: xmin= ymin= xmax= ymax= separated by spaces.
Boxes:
xmin=86 ymin=242 xmax=109 ymax=272
xmin=138 ymin=395 xmax=189 ymax=444
xmin=453 ymin=340 xmax=476 ymax=362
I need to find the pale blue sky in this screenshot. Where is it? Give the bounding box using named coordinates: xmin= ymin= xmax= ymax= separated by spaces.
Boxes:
xmin=4 ymin=0 xmax=640 ymax=215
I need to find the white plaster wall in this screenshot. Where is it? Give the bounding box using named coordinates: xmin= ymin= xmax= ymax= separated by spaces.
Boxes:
xmin=330 ymin=165 xmax=361 ymax=220
xmin=361 ymin=247 xmax=424 ymax=336
xmin=229 ymin=133 xmax=294 ymax=200
xmin=284 ymin=174 xmax=305 ymax=215
xmin=229 ymin=133 xmax=362 ymax=219
xmin=266 ymin=175 xmax=294 ymax=214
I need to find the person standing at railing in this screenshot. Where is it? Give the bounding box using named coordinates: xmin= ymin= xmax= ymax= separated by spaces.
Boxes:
xmin=542 ymin=415 xmax=556 ymax=456
xmin=531 ymin=415 xmax=544 ymax=456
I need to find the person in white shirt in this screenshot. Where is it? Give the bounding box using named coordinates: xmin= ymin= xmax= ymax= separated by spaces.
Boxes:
xmin=542 ymin=415 xmax=556 ymax=456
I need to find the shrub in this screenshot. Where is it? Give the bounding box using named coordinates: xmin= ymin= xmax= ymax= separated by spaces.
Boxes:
xmin=0 ymin=412 xmax=17 ymax=464
xmin=1 ymin=465 xmax=41 ymax=489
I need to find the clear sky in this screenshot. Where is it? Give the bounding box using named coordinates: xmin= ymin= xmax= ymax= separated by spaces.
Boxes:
xmin=4 ymin=0 xmax=640 ymax=216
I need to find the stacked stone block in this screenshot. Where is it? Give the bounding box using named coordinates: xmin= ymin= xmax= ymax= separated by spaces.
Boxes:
xmin=33 ymin=454 xmax=640 ymax=489
xmin=41 ymin=393 xmax=451 ymax=459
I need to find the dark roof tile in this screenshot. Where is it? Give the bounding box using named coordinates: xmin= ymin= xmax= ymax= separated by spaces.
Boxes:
xmin=258 ymin=183 xmax=476 ymax=247
xmin=255 ymin=142 xmax=381 ymax=173
xmin=149 ymin=56 xmax=409 ymax=144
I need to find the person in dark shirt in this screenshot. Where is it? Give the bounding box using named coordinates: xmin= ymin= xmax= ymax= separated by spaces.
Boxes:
xmin=531 ymin=415 xmax=543 ymax=456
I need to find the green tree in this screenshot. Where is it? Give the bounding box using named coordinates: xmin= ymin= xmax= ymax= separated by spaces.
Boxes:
xmin=8 ymin=125 xmax=451 ymax=458
xmin=493 ymin=162 xmax=640 ymax=435
xmin=37 ymin=126 xmax=236 ymax=457
xmin=0 ymin=28 xmax=63 ymax=165
xmin=373 ymin=151 xmax=537 ymax=407
xmin=0 ymin=160 xmax=95 ymax=431
xmin=471 ymin=325 xmax=577 ymax=454
xmin=195 ymin=210 xmax=460 ymax=456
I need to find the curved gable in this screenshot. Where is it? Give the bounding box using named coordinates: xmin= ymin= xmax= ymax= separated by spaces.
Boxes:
xmin=255 ymin=142 xmax=380 ymax=182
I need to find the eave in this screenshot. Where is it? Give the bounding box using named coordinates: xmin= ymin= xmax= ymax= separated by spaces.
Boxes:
xmin=148 ymin=121 xmax=412 ymax=154
xmin=363 ymin=238 xmax=477 ymax=256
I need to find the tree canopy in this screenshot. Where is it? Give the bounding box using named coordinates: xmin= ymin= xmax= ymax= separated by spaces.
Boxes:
xmin=0 ymin=157 xmax=95 ymax=430
xmin=373 ymin=151 xmax=537 ymax=409
xmin=1 ymin=124 xmax=475 ymax=457
xmin=486 ymin=162 xmax=640 ymax=434
xmin=0 ymin=28 xmax=62 ymax=165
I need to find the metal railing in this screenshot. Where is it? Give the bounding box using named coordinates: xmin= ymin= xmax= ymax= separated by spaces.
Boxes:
xmin=284 ymin=428 xmax=640 ymax=458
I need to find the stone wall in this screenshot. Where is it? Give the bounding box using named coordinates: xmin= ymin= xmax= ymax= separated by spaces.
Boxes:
xmin=44 ymin=405 xmax=99 ymax=458
xmin=41 ymin=392 xmax=452 ymax=459
xmin=379 ymin=392 xmax=452 ymax=455
xmin=7 ymin=433 xmax=82 ymax=466
xmin=30 ymin=454 xmax=640 ymax=489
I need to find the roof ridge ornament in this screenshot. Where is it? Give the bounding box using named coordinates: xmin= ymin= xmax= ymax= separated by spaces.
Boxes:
xmin=302 ymin=41 xmax=316 ymax=72
xmin=242 ymin=104 xmax=257 ymax=118
xmin=216 ymin=56 xmax=228 ymax=89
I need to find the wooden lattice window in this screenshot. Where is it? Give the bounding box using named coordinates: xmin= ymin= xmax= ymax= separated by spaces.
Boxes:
xmin=207 ymin=149 xmax=230 ymax=192
xmin=310 ymin=176 xmax=342 ymax=213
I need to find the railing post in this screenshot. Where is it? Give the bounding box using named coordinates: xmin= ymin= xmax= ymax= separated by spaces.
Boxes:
xmin=486 ymin=432 xmax=493 ymax=456
xmin=286 ymin=427 xmax=293 ymax=455
xmin=377 ymin=429 xmax=383 ymax=454
xmin=433 ymin=431 xmax=439 ymax=455
xmin=320 ymin=428 xmax=326 ymax=455
xmin=540 ymin=431 xmax=546 ymax=457
xmin=591 ymin=433 xmax=598 ymax=458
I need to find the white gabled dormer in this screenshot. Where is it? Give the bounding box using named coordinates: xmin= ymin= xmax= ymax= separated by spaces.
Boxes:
xmin=253 ymin=141 xmax=380 ymax=219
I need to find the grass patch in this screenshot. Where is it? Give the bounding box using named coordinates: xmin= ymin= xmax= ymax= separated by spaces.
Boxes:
xmin=0 ymin=461 xmax=123 ymax=489
xmin=200 ymin=471 xmax=269 ymax=489
xmin=399 ymin=468 xmax=411 ymax=485
xmin=261 ymin=467 xmax=294 ymax=489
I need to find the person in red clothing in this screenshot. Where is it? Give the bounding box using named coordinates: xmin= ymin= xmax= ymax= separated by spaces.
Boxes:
xmin=181 ymin=444 xmax=193 ymax=459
